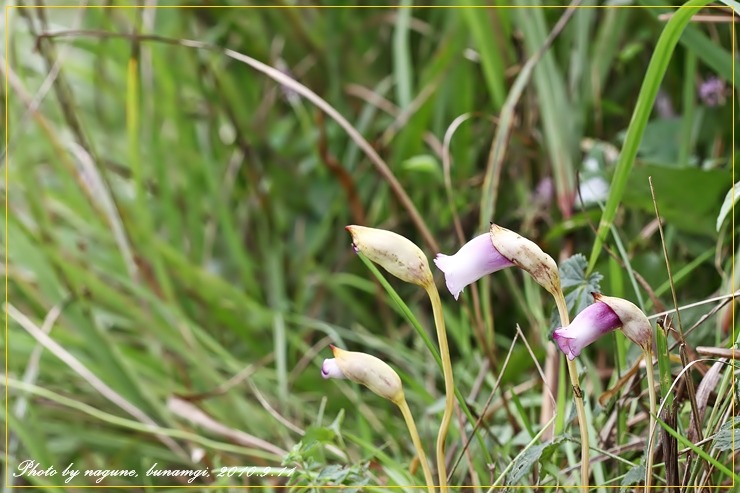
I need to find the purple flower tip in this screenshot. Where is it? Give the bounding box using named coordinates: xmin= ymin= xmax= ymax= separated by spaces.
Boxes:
xmin=321 ymin=359 xmax=345 ymax=379
xmin=552 ymin=301 xmax=622 ymax=360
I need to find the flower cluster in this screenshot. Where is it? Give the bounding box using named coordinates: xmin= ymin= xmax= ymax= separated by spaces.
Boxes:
xmin=320 ymin=223 xmax=656 ymax=491
xmin=553 ymin=293 xmax=653 ymax=360
xmin=433 ymin=225 xmax=652 ymax=358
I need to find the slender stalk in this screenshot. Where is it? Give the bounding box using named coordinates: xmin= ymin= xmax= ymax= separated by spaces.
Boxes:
xmin=554 ymin=292 xmax=590 ymax=490
xmin=644 ymin=348 xmax=657 ymax=492
xmin=397 ymin=397 xmax=436 ymax=493
xmin=425 ymin=284 xmax=454 ymax=493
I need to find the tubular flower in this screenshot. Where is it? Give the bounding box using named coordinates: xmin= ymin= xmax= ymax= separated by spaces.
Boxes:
xmin=321 ymin=345 xmax=404 ymax=404
xmin=433 ymin=224 xmax=560 ymax=300
xmin=553 ymin=293 xmax=653 ymax=360
xmin=433 ymin=233 xmax=514 ymax=300
xmin=345 ymin=225 xmax=433 ymax=288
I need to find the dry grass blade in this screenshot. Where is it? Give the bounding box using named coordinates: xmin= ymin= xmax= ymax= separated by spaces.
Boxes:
xmin=651 ymin=358 xmax=733 ymax=451
xmin=661 ymin=409 xmax=680 ymax=491
xmin=478 ymin=0 xmax=581 ymax=226
xmin=345 ymin=82 xmax=444 ymax=156
xmin=218 ymin=46 xmax=438 ymax=252
xmin=7 ymin=303 xmax=188 ymax=460
xmin=167 ymin=396 xmax=287 ymax=458
xmin=598 ymin=355 xmax=644 ymax=407
xmin=695 ymin=346 xmax=740 ymax=359
xmin=687 ymin=360 xmax=725 ymax=443
xmin=448 ymin=331 xmax=521 ymax=480
xmin=442 ymin=112 xmax=482 ymax=246
xmin=648 ymin=291 xmax=740 ymax=321
xmin=7 ymin=297 xmax=70 ymax=489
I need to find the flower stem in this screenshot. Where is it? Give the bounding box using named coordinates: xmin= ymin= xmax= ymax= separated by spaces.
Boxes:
xmin=397 ymin=397 xmax=436 ymax=493
xmin=425 ymin=284 xmax=454 ymax=493
xmin=644 ymin=348 xmax=657 ymax=492
xmin=554 ymin=292 xmax=590 ymax=491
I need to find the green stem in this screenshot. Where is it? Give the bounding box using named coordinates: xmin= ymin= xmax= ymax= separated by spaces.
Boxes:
xmin=644 ymin=348 xmax=657 ymax=492
xmin=426 ymin=284 xmax=454 ymax=493
xmin=554 ymin=291 xmax=590 ymax=490
xmin=397 ymin=397 xmax=436 ymax=493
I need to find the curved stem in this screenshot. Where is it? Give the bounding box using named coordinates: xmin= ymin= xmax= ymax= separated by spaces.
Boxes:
xmin=644 ymin=349 xmax=657 ymax=492
xmin=397 ymin=397 xmax=436 ymax=493
xmin=426 ymin=284 xmax=454 ymax=493
xmin=554 ymin=292 xmax=590 ymax=491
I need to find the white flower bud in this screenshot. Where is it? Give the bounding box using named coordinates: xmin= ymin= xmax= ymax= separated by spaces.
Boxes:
xmin=489 ymin=223 xmax=561 ymax=297
xmin=323 ymin=345 xmax=404 ymax=404
xmin=346 ymin=225 xmax=433 ymax=287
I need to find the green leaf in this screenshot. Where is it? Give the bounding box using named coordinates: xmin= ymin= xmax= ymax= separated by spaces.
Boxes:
xmin=716 ymin=181 xmax=740 ymax=232
xmin=504 ymin=437 xmax=564 ymax=488
xmin=656 ymin=415 xmax=740 ymax=482
xmin=621 ymin=164 xmax=731 ymax=236
xmin=712 ymin=416 xmax=740 ymax=452
xmin=459 ymin=0 xmax=507 ymax=110
xmin=551 ymin=254 xmax=603 ymax=330
xmin=284 ymin=425 xmax=337 ymax=462
xmin=588 ymin=0 xmax=715 ymax=272
xmin=504 ymin=443 xmax=547 ymax=487
xmin=620 ymin=463 xmax=646 ymax=491
xmin=616 ymin=118 xmax=683 ymax=166
xmin=401 ymin=154 xmax=441 ymax=179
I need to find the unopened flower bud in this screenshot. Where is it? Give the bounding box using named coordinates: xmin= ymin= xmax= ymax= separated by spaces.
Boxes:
xmin=346 ymin=225 xmax=433 ymax=287
xmin=489 ymin=223 xmax=562 ymax=297
xmin=594 ymin=293 xmax=653 ymax=352
xmin=322 ymin=345 xmax=404 ymax=404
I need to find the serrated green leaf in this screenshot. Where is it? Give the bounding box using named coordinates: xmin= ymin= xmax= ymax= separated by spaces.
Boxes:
xmin=621 ymin=463 xmax=646 ymax=491
xmin=503 ymin=437 xmax=564 ymax=488
xmin=712 ymin=416 xmax=740 ymax=452
xmin=560 ymin=254 xmax=602 ymax=291
xmin=284 ymin=425 xmax=338 ymax=462
xmin=504 ymin=443 xmax=547 ymax=486
xmin=550 ymin=254 xmax=603 ymax=330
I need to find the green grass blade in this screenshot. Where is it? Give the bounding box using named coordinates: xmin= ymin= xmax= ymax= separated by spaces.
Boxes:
xmin=459 ymin=0 xmax=507 ymax=110
xmin=587 ymin=0 xmax=713 ymax=273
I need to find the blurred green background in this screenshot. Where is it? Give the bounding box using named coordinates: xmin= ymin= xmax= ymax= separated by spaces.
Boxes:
xmin=3 ymin=1 xmax=738 ymax=491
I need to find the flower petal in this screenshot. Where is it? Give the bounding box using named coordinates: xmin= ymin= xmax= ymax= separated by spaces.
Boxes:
xmin=433 ymin=233 xmax=513 ymax=300
xmin=552 ymin=331 xmax=578 ymax=360
xmin=552 ymin=301 xmax=621 ymax=359
xmin=321 ymin=358 xmax=345 ymax=379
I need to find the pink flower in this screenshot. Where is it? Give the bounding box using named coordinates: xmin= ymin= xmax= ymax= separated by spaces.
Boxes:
xmin=433 ymin=233 xmax=514 ymax=300
xmin=552 ymin=300 xmax=621 ymax=360
xmin=553 ymin=293 xmax=653 ymax=360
